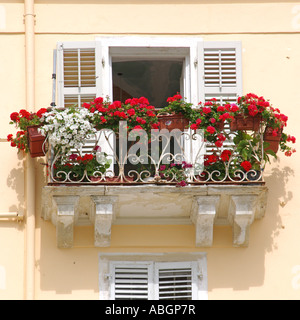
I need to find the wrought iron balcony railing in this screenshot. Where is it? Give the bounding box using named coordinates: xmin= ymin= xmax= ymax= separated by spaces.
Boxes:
xmin=46 ymin=126 xmax=266 ymax=186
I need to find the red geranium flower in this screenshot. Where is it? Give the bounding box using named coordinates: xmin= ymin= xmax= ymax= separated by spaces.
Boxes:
xmin=241 ymin=160 xmax=252 ymax=172
xmin=10 ymin=112 xmax=19 ymax=122
xmin=127 ymin=108 xmax=135 ymax=116
xmin=36 ymin=108 xmax=48 ymax=118
xmin=206 ymin=126 xmax=216 ymax=134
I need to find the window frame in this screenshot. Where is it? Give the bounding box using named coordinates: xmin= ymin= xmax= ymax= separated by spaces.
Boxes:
xmin=96 ymin=36 xmax=203 ymax=106
xmin=99 ymin=252 xmax=208 ymax=300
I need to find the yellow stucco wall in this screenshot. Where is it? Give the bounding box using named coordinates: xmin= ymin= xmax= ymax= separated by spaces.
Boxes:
xmin=0 ymin=0 xmax=300 ymax=300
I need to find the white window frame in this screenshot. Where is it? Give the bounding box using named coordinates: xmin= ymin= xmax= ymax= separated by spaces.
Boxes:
xmin=56 ymin=36 xmax=242 ymax=108
xmin=55 ymin=37 xmax=242 ymax=170
xmin=99 ymin=252 xmax=208 ymax=300
xmin=96 ymin=36 xmax=203 ymax=106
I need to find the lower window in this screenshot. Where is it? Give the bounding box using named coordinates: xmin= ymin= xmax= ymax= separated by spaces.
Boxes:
xmin=99 ymin=253 xmax=207 ymax=300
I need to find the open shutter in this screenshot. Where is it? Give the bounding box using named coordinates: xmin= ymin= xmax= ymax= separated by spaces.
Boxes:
xmin=56 ymin=41 xmax=102 ymax=108
xmin=154 ymin=262 xmax=197 ymax=300
xmin=198 ymin=41 xmax=243 ymax=153
xmin=198 ymin=41 xmax=242 ymax=104
xmin=110 ymin=262 xmax=154 ymax=300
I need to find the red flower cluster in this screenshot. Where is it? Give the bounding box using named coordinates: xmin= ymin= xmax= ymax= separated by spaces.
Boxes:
xmin=85 ymin=96 xmax=159 ymax=134
xmin=204 ymin=150 xmax=232 ymax=166
xmin=166 ymin=93 xmax=183 ymax=103
xmin=220 ymin=150 xmax=232 ymax=162
xmin=238 ymin=93 xmax=270 ymax=117
xmin=241 ymin=160 xmax=252 ymax=172
xmin=76 ymin=153 xmax=94 ymax=163
xmin=8 ymin=107 xmax=47 ymax=153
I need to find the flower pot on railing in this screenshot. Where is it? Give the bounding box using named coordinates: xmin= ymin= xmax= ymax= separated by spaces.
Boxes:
xmin=215 ymin=121 xmax=225 ymax=131
xmin=157 ymin=112 xmax=189 ymax=132
xmin=230 ymin=114 xmax=261 ymax=132
xmin=27 ymin=125 xmax=47 ymax=158
xmin=263 ymin=127 xmax=282 ymax=154
xmin=105 ymin=176 xmax=135 ymax=183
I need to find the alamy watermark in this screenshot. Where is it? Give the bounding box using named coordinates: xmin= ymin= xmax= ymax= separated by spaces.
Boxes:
xmin=110 ymin=121 xmax=205 ymax=167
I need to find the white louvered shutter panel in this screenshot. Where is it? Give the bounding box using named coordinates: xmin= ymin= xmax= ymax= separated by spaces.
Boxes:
xmin=198 ymin=41 xmax=242 ymax=103
xmin=110 ymin=262 xmax=154 ymax=300
xmin=198 ymin=41 xmax=243 ymax=152
xmin=56 ymin=41 xmax=102 ymax=108
xmin=55 ymin=41 xmax=113 ymax=159
xmin=154 ymin=262 xmax=197 ymax=300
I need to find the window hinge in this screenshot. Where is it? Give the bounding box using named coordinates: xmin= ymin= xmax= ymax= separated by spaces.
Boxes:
xmin=102 ymin=57 xmax=105 ymax=68
xmin=105 ymin=273 xmax=112 ymax=280
xmin=194 ymin=58 xmax=198 ymax=68
xmin=197 ymin=269 xmax=203 ymax=281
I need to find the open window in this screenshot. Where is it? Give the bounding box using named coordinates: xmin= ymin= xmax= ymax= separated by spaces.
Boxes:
xmin=55 ymin=37 xmax=242 ymax=110
xmin=53 ymin=37 xmax=242 ymax=176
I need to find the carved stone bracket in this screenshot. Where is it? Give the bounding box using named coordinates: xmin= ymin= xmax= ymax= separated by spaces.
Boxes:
xmin=191 ymin=195 xmax=220 ymax=247
xmin=42 ymin=185 xmax=268 ymax=248
xmin=53 ymin=195 xmax=80 ymax=248
xmin=90 ymin=196 xmax=117 ymax=247
xmin=229 ymin=195 xmax=258 ymax=247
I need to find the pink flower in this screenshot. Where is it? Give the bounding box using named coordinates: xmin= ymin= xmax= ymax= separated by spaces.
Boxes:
xmin=177 ymin=180 xmax=187 ymax=187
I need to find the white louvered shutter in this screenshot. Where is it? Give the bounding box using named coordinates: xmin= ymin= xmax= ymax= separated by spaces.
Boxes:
xmin=154 ymin=262 xmax=197 ymax=300
xmin=198 ymin=41 xmax=242 ymax=104
xmin=197 ymin=41 xmax=243 ymax=152
xmin=55 ymin=41 xmax=115 ymax=161
xmin=56 ymin=41 xmax=102 ymax=108
xmin=110 ymin=262 xmax=154 ymax=300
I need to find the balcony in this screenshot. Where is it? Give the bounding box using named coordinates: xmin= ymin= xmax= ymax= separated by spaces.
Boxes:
xmin=20 ymin=94 xmax=293 ymax=249
xmin=41 ymin=127 xmax=268 ymax=248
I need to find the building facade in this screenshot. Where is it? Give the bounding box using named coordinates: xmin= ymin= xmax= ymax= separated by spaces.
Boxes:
xmin=0 ymin=0 xmax=300 ymax=300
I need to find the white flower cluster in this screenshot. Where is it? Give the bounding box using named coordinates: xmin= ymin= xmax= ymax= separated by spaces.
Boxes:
xmin=39 ymin=107 xmax=96 ymax=155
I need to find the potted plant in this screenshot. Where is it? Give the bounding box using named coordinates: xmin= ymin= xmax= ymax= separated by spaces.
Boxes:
xmin=230 ymin=93 xmax=267 ymax=131
xmin=189 ymin=98 xmax=236 ymax=148
xmin=158 ymin=161 xmax=193 ymax=187
xmin=8 ymin=107 xmax=48 ymax=157
xmin=39 ymin=105 xmax=97 ymax=157
xmin=260 ymin=104 xmax=288 ymax=154
xmin=52 ymin=149 xmax=111 ymax=183
xmin=157 ymin=93 xmax=192 ymax=131
xmin=85 ymin=96 xmax=160 ymax=135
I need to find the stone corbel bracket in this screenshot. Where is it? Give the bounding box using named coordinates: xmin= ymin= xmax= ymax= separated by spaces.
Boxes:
xmin=90 ymin=196 xmax=117 ymax=247
xmin=52 ymin=195 xmax=80 ymax=249
xmin=191 ymin=195 xmax=220 ymax=247
xmin=228 ymin=195 xmax=260 ymax=247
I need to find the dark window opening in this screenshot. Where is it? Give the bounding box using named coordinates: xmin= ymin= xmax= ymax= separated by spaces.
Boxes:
xmin=112 ymin=60 xmax=183 ymax=108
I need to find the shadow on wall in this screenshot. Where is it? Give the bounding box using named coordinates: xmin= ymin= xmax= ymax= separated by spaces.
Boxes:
xmin=35 ymin=155 xmax=295 ymax=295
xmin=6 ymin=152 xmax=26 ymax=228
xmin=208 ymin=158 xmax=294 ymax=292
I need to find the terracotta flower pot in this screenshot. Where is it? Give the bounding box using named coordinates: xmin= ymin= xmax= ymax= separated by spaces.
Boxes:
xmin=105 ymin=176 xmax=134 ymax=183
xmin=27 ymin=125 xmax=47 ymax=158
xmin=263 ymin=127 xmax=282 ymax=154
xmin=230 ymin=114 xmax=262 ymax=132
xmin=158 ymin=113 xmax=189 ymax=132
xmin=215 ymin=121 xmax=225 ymax=131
